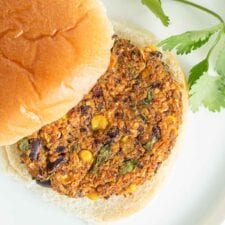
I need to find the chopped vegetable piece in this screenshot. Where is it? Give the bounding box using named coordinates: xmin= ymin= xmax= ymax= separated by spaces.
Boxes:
xmin=119 ymin=160 xmax=138 ymax=175
xmin=91 ymin=144 xmax=111 ymax=172
xmin=132 ymin=71 xmax=140 ymax=79
xmin=18 ymin=138 xmax=30 ymax=151
xmin=71 ymin=143 xmax=79 ymax=152
xmin=139 ymin=89 xmax=153 ymax=106
xmin=139 ymin=113 xmax=148 ymax=123
xmin=143 ymin=136 xmax=158 ymax=152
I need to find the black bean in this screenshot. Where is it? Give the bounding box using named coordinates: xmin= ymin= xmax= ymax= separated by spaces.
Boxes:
xmin=122 ymin=125 xmax=129 ymax=134
xmin=149 ymin=82 xmax=161 ymax=89
xmin=36 ymin=180 xmax=51 ymax=188
xmin=55 ymin=146 xmax=65 ymax=153
xmin=152 ymin=126 xmax=161 ymax=139
xmin=93 ymin=86 xmax=103 ymax=98
xmin=39 ymin=168 xmax=44 ymax=176
xmin=47 ymin=155 xmax=66 ymax=171
xmin=112 ymin=34 xmax=118 ymax=40
xmin=80 ymin=127 xmax=86 ymax=132
xmin=138 ymin=126 xmax=144 ymax=134
xmin=123 ymin=96 xmax=131 ymax=103
xmin=80 ymin=105 xmax=90 ymax=115
xmin=150 ymin=51 xmax=163 ymax=59
xmin=107 ymin=127 xmax=119 ymax=138
xmin=29 ymin=139 xmax=41 ymax=161
xmin=115 ymin=110 xmax=124 ymax=119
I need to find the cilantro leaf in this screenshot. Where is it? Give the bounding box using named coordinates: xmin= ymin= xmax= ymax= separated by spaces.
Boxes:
xmin=190 ymin=74 xmax=225 ymax=112
xmin=159 ymin=27 xmax=216 ymax=55
xmin=216 ymin=45 xmax=225 ymax=76
xmin=188 ymin=58 xmax=209 ymax=88
xmin=141 ymin=0 xmax=170 ymax=26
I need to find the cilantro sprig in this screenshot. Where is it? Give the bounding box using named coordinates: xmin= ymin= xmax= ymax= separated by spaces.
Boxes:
xmin=141 ymin=0 xmax=170 ymax=26
xmin=141 ymin=0 xmax=225 ymax=112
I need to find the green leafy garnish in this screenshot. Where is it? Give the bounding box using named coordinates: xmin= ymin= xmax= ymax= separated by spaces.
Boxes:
xmin=141 ymin=0 xmax=170 ymax=26
xmin=141 ymin=0 xmax=225 ymax=112
xmin=159 ymin=26 xmax=219 ymax=55
xmin=143 ymin=136 xmax=158 ymax=152
xmin=190 ymin=75 xmax=225 ymax=112
xmin=188 ymin=58 xmax=209 ymax=88
xmin=119 ymin=160 xmax=138 ymax=175
xmin=18 ymin=138 xmax=30 ymax=151
xmin=91 ymin=144 xmax=111 ymax=172
xmin=142 ymin=0 xmax=225 ymax=112
xmin=216 ymin=46 xmax=225 ymax=76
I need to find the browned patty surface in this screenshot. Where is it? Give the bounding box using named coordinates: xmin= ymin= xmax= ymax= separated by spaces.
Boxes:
xmin=18 ymin=38 xmax=183 ymax=199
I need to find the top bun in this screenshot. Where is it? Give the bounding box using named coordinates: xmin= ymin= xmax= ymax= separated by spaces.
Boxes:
xmin=0 ymin=0 xmax=113 ymax=146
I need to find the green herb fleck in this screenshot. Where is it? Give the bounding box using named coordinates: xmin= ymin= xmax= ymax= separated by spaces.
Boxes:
xmin=71 ymin=143 xmax=79 ymax=152
xmin=143 ymin=136 xmax=158 ymax=152
xmin=132 ymin=72 xmax=140 ymax=79
xmin=130 ymin=104 xmax=137 ymax=110
xmin=18 ymin=138 xmax=30 ymax=151
xmin=91 ymin=144 xmax=111 ymax=172
xmin=139 ymin=89 xmax=153 ymax=106
xmin=119 ymin=160 xmax=138 ymax=175
xmin=141 ymin=0 xmax=170 ymax=27
xmin=139 ymin=113 xmax=149 ymax=123
xmin=128 ymin=66 xmax=140 ymax=79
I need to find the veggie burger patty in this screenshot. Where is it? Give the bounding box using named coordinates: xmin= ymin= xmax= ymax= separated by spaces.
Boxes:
xmin=18 ymin=38 xmax=183 ymax=199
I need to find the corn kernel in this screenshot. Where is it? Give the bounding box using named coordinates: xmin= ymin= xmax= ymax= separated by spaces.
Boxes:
xmin=91 ymin=115 xmax=108 ymax=130
xmin=121 ymin=136 xmax=129 ymax=143
xmin=60 ymin=174 xmax=72 ymax=185
xmin=145 ymin=45 xmax=157 ymax=52
xmin=127 ymin=184 xmax=138 ymax=194
xmin=87 ymin=192 xmax=99 ymax=201
xmin=167 ymin=115 xmax=176 ymax=124
xmin=79 ymin=150 xmax=93 ymax=162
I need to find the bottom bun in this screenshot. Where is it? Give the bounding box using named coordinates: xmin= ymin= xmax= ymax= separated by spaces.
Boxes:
xmin=1 ymin=21 xmax=187 ymax=223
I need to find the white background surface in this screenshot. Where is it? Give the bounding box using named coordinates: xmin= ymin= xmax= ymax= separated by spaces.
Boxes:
xmin=0 ymin=1 xmax=225 ymax=225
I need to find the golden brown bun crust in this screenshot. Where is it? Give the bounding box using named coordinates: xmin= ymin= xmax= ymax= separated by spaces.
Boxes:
xmin=0 ymin=0 xmax=113 ymax=146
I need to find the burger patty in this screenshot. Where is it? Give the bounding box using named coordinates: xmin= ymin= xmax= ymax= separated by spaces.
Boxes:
xmin=18 ymin=38 xmax=183 ymax=199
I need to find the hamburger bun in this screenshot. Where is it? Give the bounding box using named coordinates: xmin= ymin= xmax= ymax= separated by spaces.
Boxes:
xmin=1 ymin=22 xmax=188 ymax=223
xmin=0 ymin=0 xmax=113 ymax=146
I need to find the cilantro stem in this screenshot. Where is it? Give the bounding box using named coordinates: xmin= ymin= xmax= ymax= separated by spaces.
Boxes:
xmin=174 ymin=0 xmax=225 ymax=26
xmin=207 ymin=30 xmax=223 ymax=59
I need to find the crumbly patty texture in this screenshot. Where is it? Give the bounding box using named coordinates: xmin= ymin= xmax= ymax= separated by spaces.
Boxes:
xmin=19 ymin=38 xmax=183 ymax=199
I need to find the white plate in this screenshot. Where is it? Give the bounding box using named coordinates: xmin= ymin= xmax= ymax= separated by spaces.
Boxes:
xmin=0 ymin=1 xmax=225 ymax=225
